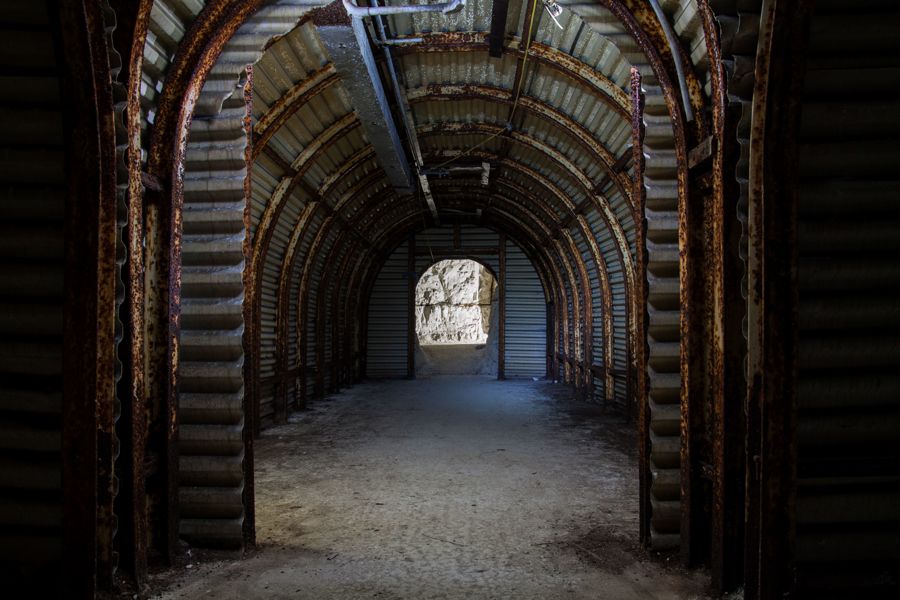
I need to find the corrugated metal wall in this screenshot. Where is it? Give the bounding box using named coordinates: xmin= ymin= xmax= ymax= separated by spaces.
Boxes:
xmin=366 ymin=241 xmax=409 ymax=378
xmin=175 ymin=0 xmax=313 ymax=549
xmin=416 ymin=226 xmax=501 ymax=274
xmin=505 ymin=240 xmax=547 ymax=378
xmin=794 ymin=3 xmax=900 ymax=594
xmin=0 ymin=0 xmax=64 ymax=578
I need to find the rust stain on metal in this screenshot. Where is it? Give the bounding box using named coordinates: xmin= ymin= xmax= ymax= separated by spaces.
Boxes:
xmin=309 ymin=0 xmax=351 ymax=27
xmin=241 ymin=65 xmax=257 ymax=545
xmin=252 ymin=66 xmax=341 ymax=159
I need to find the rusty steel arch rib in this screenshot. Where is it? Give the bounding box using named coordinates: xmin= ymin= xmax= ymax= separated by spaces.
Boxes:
xmin=434 ymin=177 xmax=616 ymax=395
xmin=391 ymin=34 xmax=631 ymax=118
xmin=425 ymin=152 xmax=621 ymax=389
xmin=251 ymin=65 xmax=342 ymax=158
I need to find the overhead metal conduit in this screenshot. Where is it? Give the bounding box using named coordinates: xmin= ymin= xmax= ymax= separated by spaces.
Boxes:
xmin=647 ymin=0 xmax=694 ymax=122
xmin=342 ymin=0 xmax=466 ymax=17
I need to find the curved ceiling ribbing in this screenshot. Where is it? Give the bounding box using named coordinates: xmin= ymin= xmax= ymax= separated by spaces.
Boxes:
xmin=380 ymin=3 xmax=642 ymax=400
xmin=244 ymin=2 xmax=644 ymax=424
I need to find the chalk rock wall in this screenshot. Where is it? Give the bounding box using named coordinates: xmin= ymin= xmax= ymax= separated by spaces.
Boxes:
xmin=416 ymin=260 xmax=496 ymax=345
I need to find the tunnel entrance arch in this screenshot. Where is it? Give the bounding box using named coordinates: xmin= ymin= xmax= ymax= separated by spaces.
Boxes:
xmin=414 ymin=259 xmax=499 ymax=377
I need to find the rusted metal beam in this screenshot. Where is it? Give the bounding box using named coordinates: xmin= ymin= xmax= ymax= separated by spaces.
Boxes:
xmin=744 ymin=2 xmax=812 ymax=597
xmin=143 ymin=0 xmax=271 ymax=563
xmin=240 ymin=65 xmax=257 ymax=547
xmin=451 ymin=183 xmax=598 ymax=396
xmin=278 ymin=191 xmax=409 ymax=404
xmin=422 ymin=140 xmax=635 ymax=384
xmin=57 ymin=0 xmax=118 ymax=594
xmin=427 ymin=162 xmax=616 ymax=391
xmin=252 ymin=65 xmax=341 ymax=158
xmin=689 ymin=3 xmax=747 ymax=591
xmin=631 ymin=66 xmax=651 ymax=548
xmin=111 ymin=0 xmax=153 ymax=588
xmin=417 ymin=122 xmax=637 ymax=285
xmin=688 ymin=135 xmax=715 ymax=169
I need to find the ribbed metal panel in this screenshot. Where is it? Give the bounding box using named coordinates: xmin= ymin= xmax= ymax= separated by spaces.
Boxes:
xmin=305 ymin=264 xmax=320 ymax=392
xmin=458 ymin=225 xmax=500 ymax=251
xmin=366 ymin=242 xmax=409 ymax=378
xmin=176 ymin=0 xmax=313 ymax=549
xmin=257 ymin=190 xmax=305 ymax=426
xmin=0 ymin=0 xmax=64 ymax=576
xmin=292 ymin=207 xmax=324 ymax=397
xmin=505 ymin=241 xmax=547 ymax=378
xmin=572 ymin=3 xmax=683 ymax=549
xmin=416 ymin=226 xmax=453 ymax=253
xmin=179 ymin=83 xmax=248 ymax=549
xmin=660 ymin=0 xmax=710 ymax=93
xmin=794 ymin=3 xmax=900 ymax=593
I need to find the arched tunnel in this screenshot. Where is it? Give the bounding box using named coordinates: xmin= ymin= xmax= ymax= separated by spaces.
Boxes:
xmin=1 ymin=0 xmax=899 ymax=598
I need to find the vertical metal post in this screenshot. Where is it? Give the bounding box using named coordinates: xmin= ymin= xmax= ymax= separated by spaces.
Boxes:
xmin=745 ymin=1 xmax=811 ymax=596
xmin=697 ymin=2 xmax=747 ymax=588
xmin=57 ymin=0 xmax=117 ymax=593
xmin=240 ymin=65 xmax=257 ymax=547
xmin=630 ymin=67 xmax=652 ymax=547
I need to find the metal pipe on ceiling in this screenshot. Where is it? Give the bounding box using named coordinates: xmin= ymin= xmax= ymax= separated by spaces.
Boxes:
xmin=342 ymin=0 xmax=466 ymax=18
xmin=646 ymin=0 xmax=694 ymax=122
xmin=355 ymin=1 xmax=441 ymax=220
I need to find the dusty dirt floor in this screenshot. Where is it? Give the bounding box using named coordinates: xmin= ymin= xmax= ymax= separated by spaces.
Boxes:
xmin=149 ymin=377 xmax=710 ymax=599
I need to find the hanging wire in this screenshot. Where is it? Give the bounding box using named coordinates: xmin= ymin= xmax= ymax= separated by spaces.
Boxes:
xmin=417 ymin=186 xmax=436 ymax=265
xmin=429 ymin=0 xmax=542 ymax=171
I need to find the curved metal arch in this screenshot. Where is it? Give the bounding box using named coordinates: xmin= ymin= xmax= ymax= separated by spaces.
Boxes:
xmin=268 ymin=131 xmax=627 ymax=396
xmin=444 ymin=177 xmax=618 ymax=393
xmin=478 ymin=207 xmax=581 ymax=383
xmin=323 ymin=200 xmax=428 ymax=387
xmin=288 ymin=195 xmax=414 ymax=390
xmin=424 ymin=148 xmax=633 ymax=364
xmin=146 ymin=0 xmax=266 ymax=175
xmin=472 ymin=197 xmax=590 ymax=383
xmin=252 ymin=65 xmax=341 ymax=158
xmin=391 ymin=33 xmax=631 ymax=118
xmin=572 ymin=0 xmax=708 ymax=140
xmin=251 ymin=115 xmax=369 ymax=288
xmin=418 ymin=124 xmax=638 ymax=361
xmin=434 ymin=179 xmax=618 ymax=394
xmin=408 ymin=85 xmax=632 ymax=198
xmin=292 ymin=195 xmax=423 ymax=396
